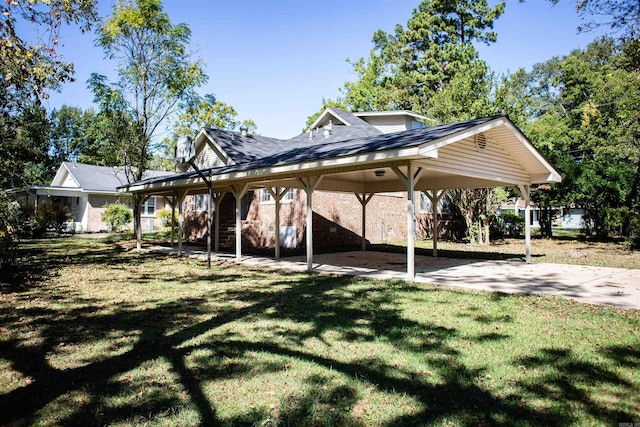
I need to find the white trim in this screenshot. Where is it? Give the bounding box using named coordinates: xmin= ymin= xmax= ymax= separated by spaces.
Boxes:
xmin=502 ymin=120 xmax=562 ymax=183
xmin=122 ymin=147 xmax=425 ymax=193
xmin=307 ymin=107 xmax=351 ymax=130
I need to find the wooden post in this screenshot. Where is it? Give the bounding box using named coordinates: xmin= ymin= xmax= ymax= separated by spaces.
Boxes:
xmin=231 ymin=184 xmax=249 ymax=261
xmin=298 ymin=176 xmax=323 ymax=272
xmin=355 ymin=193 xmax=374 ymax=251
xmin=267 ymin=187 xmax=289 ymax=260
xmin=393 ymin=164 xmax=423 ymax=280
xmin=423 ymin=190 xmax=445 ymax=257
xmin=517 ymin=185 xmax=532 ymax=263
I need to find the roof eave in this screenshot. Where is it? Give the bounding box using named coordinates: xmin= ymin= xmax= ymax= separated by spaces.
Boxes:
xmin=121 ymin=146 xmax=424 ymax=193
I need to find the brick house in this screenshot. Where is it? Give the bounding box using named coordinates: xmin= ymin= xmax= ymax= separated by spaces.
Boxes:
xmin=120 ymin=108 xmax=561 ymax=279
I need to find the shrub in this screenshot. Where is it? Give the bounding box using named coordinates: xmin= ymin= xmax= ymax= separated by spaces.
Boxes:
xmin=101 ymin=203 xmax=132 ymax=233
xmin=625 ymin=212 xmax=640 ymax=250
xmin=493 ymin=211 xmax=525 ymax=238
xmin=156 ymin=208 xmax=176 ymax=227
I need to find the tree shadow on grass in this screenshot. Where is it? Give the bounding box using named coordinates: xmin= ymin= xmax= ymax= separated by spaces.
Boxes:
xmin=0 ymin=238 xmax=637 ymax=426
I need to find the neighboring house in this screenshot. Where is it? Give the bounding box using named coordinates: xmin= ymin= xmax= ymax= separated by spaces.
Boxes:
xmin=10 ymin=162 xmax=173 ymax=232
xmin=500 ymin=198 xmax=585 ymax=229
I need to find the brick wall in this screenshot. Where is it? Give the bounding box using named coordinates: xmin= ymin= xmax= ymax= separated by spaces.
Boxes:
xmin=182 ymin=189 xmax=440 ymax=250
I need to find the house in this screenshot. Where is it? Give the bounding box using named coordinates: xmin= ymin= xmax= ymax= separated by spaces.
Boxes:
xmin=179 ymin=109 xmax=452 ymax=249
xmin=120 ymin=107 xmax=561 ymax=279
xmin=500 ymin=198 xmax=585 ymax=229
xmin=11 ymin=162 xmax=173 ymax=232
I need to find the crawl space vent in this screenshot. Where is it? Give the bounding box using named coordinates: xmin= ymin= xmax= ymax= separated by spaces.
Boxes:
xmin=475 ymin=132 xmax=487 ymax=150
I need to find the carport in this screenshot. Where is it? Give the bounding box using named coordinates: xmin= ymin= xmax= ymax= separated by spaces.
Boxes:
xmin=119 ymin=114 xmax=561 ymax=280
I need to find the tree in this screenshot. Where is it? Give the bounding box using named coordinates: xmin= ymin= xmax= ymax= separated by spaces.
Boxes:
xmin=90 ymin=0 xmax=207 ymax=246
xmin=551 ymin=0 xmax=640 ymax=40
xmin=174 ymin=94 xmax=240 ymax=136
xmin=362 ymin=0 xmax=504 ymax=113
xmin=0 ymin=0 xmax=97 ymax=188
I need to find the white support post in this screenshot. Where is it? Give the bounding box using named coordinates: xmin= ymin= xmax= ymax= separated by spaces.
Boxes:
xmin=423 ymin=190 xmax=446 ymax=257
xmin=214 ymin=192 xmax=224 ymax=253
xmin=168 ymin=195 xmax=176 ymax=246
xmin=176 ymin=190 xmax=186 ymax=256
xmin=392 ymin=164 xmax=423 ymax=281
xmin=267 ymin=187 xmax=289 ymax=260
xmin=136 ymin=195 xmax=148 ymax=251
xmin=231 ymin=184 xmax=250 ymax=261
xmin=355 ymin=193 xmax=374 ymax=251
xmin=298 ymin=176 xmax=323 ymax=272
xmin=517 ymin=185 xmax=532 ymax=263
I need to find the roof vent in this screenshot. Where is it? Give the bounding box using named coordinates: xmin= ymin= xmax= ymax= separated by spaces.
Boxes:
xmin=323 ymin=120 xmax=333 ymax=138
xmin=475 ymin=132 xmax=487 ymax=151
xmin=240 ymin=125 xmax=248 ymax=137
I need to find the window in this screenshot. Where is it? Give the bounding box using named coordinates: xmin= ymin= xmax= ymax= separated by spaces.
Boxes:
xmin=261 ymin=188 xmax=295 ymax=203
xmin=142 ymin=197 xmax=156 ymax=216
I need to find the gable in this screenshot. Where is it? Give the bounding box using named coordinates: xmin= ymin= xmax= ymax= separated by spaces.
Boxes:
xmin=193 ymin=141 xmax=229 ymax=170
xmin=50 ymin=164 xmax=79 ymax=188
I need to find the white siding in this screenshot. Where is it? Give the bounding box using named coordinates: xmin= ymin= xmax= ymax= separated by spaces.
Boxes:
xmin=62 ymin=173 xmax=77 ymax=188
xmin=194 ymin=143 xmax=227 ymax=169
xmin=361 ymin=116 xmax=409 ymax=134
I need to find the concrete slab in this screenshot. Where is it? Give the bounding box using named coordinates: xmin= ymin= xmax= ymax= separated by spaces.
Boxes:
xmin=147 ymin=245 xmax=640 ymax=310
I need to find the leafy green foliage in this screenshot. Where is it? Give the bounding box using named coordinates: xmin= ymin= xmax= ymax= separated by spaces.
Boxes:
xmin=101 ymin=203 xmax=132 ymax=232
xmin=0 ymin=1 xmax=97 ymax=188
xmin=0 ymin=190 xmax=22 ymax=271
xmin=32 ymin=201 xmax=70 ymax=236
xmin=90 ymin=0 xmax=207 ymax=184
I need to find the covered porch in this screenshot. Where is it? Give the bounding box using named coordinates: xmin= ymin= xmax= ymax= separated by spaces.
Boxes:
xmin=121 ymin=115 xmax=561 ymax=280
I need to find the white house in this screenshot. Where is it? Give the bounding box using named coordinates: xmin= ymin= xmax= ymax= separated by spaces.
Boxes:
xmin=11 ymin=162 xmax=173 ymax=232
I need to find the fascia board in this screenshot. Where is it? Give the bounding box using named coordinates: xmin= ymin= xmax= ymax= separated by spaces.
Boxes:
xmin=123 ymin=146 xmax=423 ymax=193
xmin=501 ymin=120 xmax=563 ymax=183
xmin=52 ymin=164 xmax=80 ymax=188
xmin=354 ymin=110 xmax=430 ymax=122
xmin=307 ymin=108 xmax=350 ymax=131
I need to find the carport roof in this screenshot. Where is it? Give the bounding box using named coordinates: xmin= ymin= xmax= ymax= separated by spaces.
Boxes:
xmin=120 ymin=113 xmax=559 ymax=194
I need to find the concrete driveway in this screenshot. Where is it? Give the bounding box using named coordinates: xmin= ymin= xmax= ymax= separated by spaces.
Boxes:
xmin=148 ymin=246 xmax=640 ymax=310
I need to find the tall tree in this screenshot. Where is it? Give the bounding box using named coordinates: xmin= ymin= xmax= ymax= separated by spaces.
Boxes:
xmin=0 ymin=0 xmax=97 ymax=188
xmin=347 ymin=0 xmax=505 ymax=114
xmin=90 ymin=0 xmax=207 ymax=244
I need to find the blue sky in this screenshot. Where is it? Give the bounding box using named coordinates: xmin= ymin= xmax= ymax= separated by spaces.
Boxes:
xmin=44 ymin=0 xmax=603 ymax=139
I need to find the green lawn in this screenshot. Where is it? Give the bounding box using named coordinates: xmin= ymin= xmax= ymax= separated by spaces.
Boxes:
xmin=1 ymin=237 xmax=638 ymax=426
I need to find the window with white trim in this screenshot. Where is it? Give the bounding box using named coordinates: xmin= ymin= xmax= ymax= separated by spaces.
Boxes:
xmin=261 ymin=188 xmax=295 ymax=203
xmin=142 ymin=197 xmax=156 ymax=216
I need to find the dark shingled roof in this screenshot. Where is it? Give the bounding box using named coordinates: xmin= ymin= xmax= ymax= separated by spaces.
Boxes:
xmin=123 ymin=115 xmax=503 ymax=188
xmin=61 ymin=162 xmax=173 ymax=192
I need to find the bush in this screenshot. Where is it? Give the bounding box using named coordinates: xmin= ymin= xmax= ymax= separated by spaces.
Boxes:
xmin=625 ymin=212 xmax=640 ymax=250
xmin=101 ymin=203 xmax=132 ymax=233
xmin=493 ymin=211 xmax=525 ymax=238
xmin=156 ymin=208 xmax=176 ymax=227
xmin=0 ymin=191 xmax=22 ymax=271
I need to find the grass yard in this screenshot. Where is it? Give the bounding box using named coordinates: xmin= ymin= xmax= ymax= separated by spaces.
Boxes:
xmin=1 ymin=237 xmax=639 ymax=426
